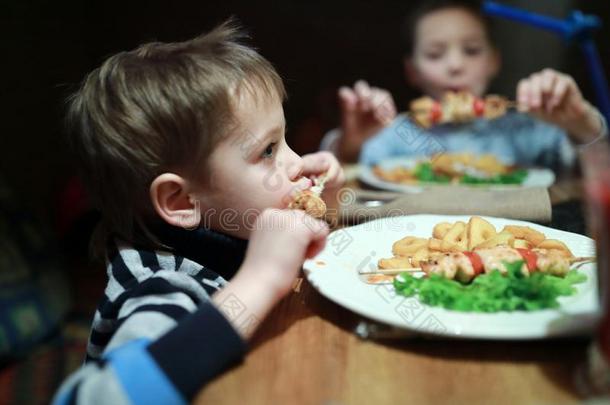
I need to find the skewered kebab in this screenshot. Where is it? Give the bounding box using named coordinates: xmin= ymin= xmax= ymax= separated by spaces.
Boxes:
xmin=410 ymin=91 xmax=513 ymax=128
xmin=420 ymin=245 xmax=591 ymax=283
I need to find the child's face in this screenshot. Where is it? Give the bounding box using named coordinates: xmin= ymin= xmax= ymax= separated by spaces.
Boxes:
xmin=195 ymin=91 xmax=311 ymax=239
xmin=406 ymin=7 xmax=500 ymax=100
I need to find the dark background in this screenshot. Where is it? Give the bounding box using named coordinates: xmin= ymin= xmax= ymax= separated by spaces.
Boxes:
xmin=2 ymin=0 xmax=609 ymax=227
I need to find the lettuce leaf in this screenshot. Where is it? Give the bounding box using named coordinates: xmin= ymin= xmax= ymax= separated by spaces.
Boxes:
xmin=393 ymin=260 xmax=586 ymax=312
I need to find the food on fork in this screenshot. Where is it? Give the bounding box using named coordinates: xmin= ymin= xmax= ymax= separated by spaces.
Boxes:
xmin=289 ymin=175 xmax=327 ymax=218
xmin=410 ymin=91 xmax=510 ymax=128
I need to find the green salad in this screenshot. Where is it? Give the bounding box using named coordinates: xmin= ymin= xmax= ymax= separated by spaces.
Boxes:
xmin=393 ymin=261 xmax=587 ymax=312
xmin=413 ymin=162 xmax=528 ymax=185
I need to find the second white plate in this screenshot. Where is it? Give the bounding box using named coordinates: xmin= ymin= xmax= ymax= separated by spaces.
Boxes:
xmin=359 ymin=156 xmax=556 ymax=193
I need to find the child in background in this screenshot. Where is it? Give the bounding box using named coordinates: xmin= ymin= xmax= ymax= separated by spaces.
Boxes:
xmin=53 ymin=21 xmax=344 ymax=405
xmin=323 ymin=0 xmax=607 ymax=169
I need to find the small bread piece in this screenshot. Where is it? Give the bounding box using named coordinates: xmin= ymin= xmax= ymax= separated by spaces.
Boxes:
xmin=392 ymin=237 xmax=428 ymax=257
xmin=289 ymin=190 xmax=327 ymax=218
xmin=536 ymin=239 xmax=574 ymax=258
xmin=502 ymin=225 xmax=546 ymax=246
xmin=467 ymin=216 xmax=497 ymax=250
xmin=474 ymin=230 xmax=514 ymax=249
xmin=378 ymin=256 xmax=412 ymax=269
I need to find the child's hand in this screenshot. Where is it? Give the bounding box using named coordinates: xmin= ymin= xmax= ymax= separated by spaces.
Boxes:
xmin=517 ymin=68 xmax=603 ymax=143
xmin=242 ymin=209 xmax=329 ymax=298
xmin=338 ymin=80 xmax=396 ymax=161
xmin=301 ymin=151 xmax=346 ymax=203
xmin=213 ymin=209 xmax=329 ymax=339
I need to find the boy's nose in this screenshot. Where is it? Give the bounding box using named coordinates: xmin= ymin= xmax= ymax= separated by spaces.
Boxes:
xmin=447 ymin=51 xmax=465 ymax=75
xmin=286 ymin=151 xmax=304 ymax=181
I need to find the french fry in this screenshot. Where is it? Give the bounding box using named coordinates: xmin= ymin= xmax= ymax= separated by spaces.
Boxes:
xmin=378 ymin=256 xmax=413 ymax=269
xmin=502 ymin=225 xmax=546 ymax=246
xmin=411 ymin=247 xmax=430 ymax=267
xmin=432 ymin=222 xmax=453 ymax=240
xmin=474 ymin=230 xmax=514 ymax=249
xmin=428 ymin=238 xmax=462 ymax=252
xmin=442 ymin=221 xmax=468 ymax=250
xmin=536 ymin=239 xmax=574 ymax=258
xmin=466 ymin=216 xmax=497 ymax=250
xmin=392 ymin=236 xmax=428 ymax=257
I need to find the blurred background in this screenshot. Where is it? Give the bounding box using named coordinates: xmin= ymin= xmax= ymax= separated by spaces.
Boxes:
xmin=0 ymin=1 xmax=608 ymax=403
xmin=0 ymin=0 xmax=610 ymax=404
xmin=1 ymin=0 xmax=608 ymax=225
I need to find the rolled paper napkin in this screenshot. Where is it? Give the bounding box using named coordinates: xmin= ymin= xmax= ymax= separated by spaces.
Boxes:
xmin=338 ymin=187 xmax=552 ymax=225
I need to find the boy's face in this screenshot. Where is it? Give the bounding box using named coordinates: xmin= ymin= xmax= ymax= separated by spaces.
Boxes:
xmin=195 ymin=91 xmax=311 ymax=239
xmin=406 ymin=7 xmax=500 ymax=100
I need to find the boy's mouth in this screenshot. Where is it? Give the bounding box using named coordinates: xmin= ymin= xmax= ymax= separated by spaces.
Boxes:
xmin=294 ymin=177 xmax=313 ymax=192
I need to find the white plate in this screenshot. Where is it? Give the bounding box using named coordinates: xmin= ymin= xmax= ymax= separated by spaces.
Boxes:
xmin=359 ymin=156 xmax=556 ymax=193
xmin=303 ymin=215 xmax=600 ymax=339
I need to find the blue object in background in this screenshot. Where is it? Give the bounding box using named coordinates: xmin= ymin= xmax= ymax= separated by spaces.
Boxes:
xmin=483 ymin=1 xmax=610 ymax=125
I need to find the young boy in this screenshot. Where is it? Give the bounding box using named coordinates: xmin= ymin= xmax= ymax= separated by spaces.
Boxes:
xmin=324 ymin=0 xmax=607 ymax=168
xmin=53 ymin=21 xmax=344 ymax=405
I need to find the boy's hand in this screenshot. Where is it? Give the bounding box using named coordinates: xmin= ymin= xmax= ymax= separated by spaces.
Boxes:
xmin=517 ymin=68 xmax=603 ymax=143
xmin=338 ymin=80 xmax=396 ymax=162
xmin=213 ymin=209 xmax=328 ymax=339
xmin=301 ymin=151 xmax=346 ymax=189
xmin=242 ymin=209 xmax=329 ymax=298
xmin=301 ymin=151 xmax=346 ymax=204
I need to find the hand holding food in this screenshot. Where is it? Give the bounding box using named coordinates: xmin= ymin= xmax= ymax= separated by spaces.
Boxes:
xmin=517 ymin=68 xmax=604 ymax=143
xmin=289 ymin=176 xmax=328 ymax=218
xmin=338 ymin=80 xmax=397 ymax=161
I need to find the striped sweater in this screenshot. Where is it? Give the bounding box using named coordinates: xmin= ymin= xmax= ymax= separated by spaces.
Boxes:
xmin=53 ymin=225 xmax=249 ymax=405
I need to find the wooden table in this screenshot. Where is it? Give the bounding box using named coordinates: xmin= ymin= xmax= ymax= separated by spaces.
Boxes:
xmin=195 ymin=172 xmax=592 ymax=405
xmin=195 ymin=276 xmax=588 ymax=404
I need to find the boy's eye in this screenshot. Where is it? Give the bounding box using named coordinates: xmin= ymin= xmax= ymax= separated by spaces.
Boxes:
xmin=261 ymin=142 xmax=277 ymax=159
xmin=424 ymin=51 xmax=443 ymax=60
xmin=464 ymin=47 xmax=482 ymax=56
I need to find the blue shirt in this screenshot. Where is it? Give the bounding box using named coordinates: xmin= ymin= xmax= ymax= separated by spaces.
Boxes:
xmin=359 ymin=111 xmax=575 ymax=171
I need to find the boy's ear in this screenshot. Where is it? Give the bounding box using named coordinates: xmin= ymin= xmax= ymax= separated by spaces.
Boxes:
xmin=403 ymin=57 xmax=420 ymax=88
xmin=150 ymin=173 xmax=201 ymax=229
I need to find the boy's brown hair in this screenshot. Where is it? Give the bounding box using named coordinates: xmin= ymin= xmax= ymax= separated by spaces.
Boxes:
xmin=66 ymin=19 xmax=285 ymax=251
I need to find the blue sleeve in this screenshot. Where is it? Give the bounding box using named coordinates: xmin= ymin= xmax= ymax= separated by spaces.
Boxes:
xmin=52 ymin=302 xmax=246 ymax=405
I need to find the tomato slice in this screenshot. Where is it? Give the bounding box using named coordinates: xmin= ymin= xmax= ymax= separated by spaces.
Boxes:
xmin=463 ymin=251 xmax=484 ymax=276
xmin=473 ymin=99 xmax=485 ymax=116
xmin=516 ymin=248 xmax=538 ymax=272
xmin=430 ymin=102 xmax=442 ymax=123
